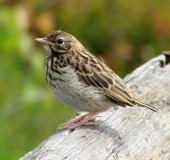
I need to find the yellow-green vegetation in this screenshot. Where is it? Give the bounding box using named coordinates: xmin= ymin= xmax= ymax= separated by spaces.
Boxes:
xmin=0 ymin=1 xmax=170 ymax=159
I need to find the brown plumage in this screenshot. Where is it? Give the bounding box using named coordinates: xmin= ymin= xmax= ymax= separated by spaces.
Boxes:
xmin=35 ymin=30 xmax=158 ymax=129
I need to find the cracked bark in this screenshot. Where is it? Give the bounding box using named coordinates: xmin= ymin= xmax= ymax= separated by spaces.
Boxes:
xmin=20 ymin=54 xmax=170 ymax=160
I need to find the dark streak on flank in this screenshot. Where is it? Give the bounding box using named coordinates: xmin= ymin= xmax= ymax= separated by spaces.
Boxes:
xmin=49 ymin=72 xmax=53 ymax=80
xmin=49 ymin=81 xmax=53 ymax=87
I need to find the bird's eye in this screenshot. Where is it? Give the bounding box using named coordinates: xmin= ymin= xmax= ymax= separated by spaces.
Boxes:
xmin=57 ymin=39 xmax=64 ymax=44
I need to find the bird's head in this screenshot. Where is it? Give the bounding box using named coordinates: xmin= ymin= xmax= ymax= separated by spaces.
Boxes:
xmin=35 ymin=30 xmax=84 ymax=56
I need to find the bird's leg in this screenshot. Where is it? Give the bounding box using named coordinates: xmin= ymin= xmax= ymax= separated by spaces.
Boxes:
xmin=58 ymin=112 xmax=100 ymax=130
xmin=59 ymin=112 xmax=92 ymax=128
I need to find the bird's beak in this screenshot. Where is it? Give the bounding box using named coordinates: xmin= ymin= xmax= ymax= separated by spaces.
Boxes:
xmin=35 ymin=38 xmax=54 ymax=45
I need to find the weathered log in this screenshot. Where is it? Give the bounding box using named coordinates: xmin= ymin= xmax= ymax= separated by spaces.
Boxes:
xmin=20 ymin=54 xmax=170 ymax=160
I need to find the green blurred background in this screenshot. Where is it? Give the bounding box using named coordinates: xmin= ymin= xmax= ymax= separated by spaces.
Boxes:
xmin=0 ymin=0 xmax=170 ymax=159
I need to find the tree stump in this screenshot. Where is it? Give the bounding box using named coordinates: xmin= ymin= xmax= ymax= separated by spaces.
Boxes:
xmin=20 ymin=54 xmax=170 ymax=160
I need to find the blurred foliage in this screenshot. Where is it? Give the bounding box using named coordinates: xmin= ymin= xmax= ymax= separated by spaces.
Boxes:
xmin=0 ymin=0 xmax=170 ymax=159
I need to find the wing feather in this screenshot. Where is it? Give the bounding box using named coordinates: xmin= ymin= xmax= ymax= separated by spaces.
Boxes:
xmin=67 ymin=50 xmax=136 ymax=106
xmin=63 ymin=50 xmax=158 ymax=111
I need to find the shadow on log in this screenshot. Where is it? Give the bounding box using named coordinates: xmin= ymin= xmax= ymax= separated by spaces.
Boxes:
xmin=20 ymin=54 xmax=170 ymax=160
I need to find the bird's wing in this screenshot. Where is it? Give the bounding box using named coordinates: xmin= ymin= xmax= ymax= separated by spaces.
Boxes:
xmin=64 ymin=49 xmax=158 ymax=111
xmin=65 ymin=50 xmax=138 ymax=106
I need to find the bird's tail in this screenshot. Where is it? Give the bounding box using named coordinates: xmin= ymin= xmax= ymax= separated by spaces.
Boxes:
xmin=136 ymin=101 xmax=159 ymax=112
xmin=146 ymin=104 xmax=159 ymax=112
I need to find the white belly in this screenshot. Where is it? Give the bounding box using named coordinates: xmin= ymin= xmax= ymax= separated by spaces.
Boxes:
xmin=45 ymin=62 xmax=113 ymax=112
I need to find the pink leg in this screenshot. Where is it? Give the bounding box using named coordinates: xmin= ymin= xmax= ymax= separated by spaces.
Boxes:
xmin=59 ymin=112 xmax=92 ymax=128
xmin=58 ymin=112 xmax=100 ymax=130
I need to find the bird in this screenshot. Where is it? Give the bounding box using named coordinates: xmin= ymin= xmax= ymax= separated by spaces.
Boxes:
xmin=35 ymin=30 xmax=158 ymax=130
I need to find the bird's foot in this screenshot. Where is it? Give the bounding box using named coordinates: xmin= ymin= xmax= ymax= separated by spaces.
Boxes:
xmin=58 ymin=112 xmax=100 ymax=130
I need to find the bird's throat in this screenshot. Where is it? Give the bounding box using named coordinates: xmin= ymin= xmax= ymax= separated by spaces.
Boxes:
xmin=43 ymin=44 xmax=52 ymax=55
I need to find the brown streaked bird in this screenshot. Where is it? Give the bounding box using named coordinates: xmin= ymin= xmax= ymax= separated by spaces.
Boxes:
xmin=35 ymin=30 xmax=158 ymax=130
